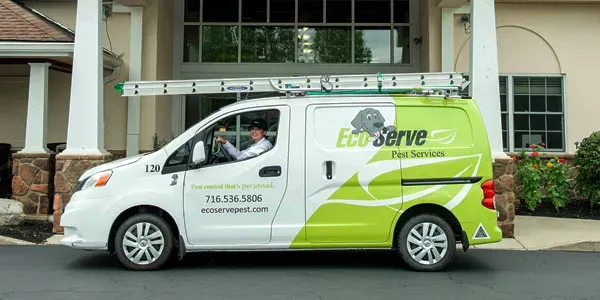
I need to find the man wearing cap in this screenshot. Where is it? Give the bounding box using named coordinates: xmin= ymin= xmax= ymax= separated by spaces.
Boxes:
xmin=215 ymin=118 xmax=273 ymax=160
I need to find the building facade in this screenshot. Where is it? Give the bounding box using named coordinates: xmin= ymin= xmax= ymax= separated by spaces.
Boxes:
xmin=1 ymin=0 xmax=599 ymax=234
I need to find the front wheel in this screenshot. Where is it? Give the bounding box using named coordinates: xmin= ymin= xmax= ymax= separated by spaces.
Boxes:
xmin=397 ymin=214 xmax=456 ymax=272
xmin=114 ymin=213 xmax=174 ymax=271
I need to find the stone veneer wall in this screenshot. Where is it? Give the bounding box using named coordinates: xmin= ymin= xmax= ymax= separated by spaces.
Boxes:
xmin=52 ymin=154 xmax=112 ymax=233
xmin=493 ymin=157 xmax=516 ymax=238
xmin=11 ymin=153 xmax=54 ymax=215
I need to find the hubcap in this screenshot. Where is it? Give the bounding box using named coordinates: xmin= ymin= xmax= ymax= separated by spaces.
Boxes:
xmin=406 ymin=222 xmax=448 ymax=265
xmin=122 ymin=222 xmax=165 ymax=265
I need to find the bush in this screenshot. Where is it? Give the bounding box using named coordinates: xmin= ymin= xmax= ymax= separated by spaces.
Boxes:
xmin=574 ymin=131 xmax=600 ymax=208
xmin=514 ymin=143 xmax=572 ymax=212
xmin=152 ymin=133 xmax=170 ymax=151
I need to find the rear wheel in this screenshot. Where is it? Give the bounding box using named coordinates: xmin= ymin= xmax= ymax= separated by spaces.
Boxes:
xmin=397 ymin=214 xmax=455 ymax=272
xmin=114 ymin=213 xmax=174 ymax=271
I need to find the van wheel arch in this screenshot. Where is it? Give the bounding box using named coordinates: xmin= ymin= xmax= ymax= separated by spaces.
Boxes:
xmin=392 ymin=204 xmax=463 ymax=249
xmin=108 ymin=205 xmax=181 ymax=254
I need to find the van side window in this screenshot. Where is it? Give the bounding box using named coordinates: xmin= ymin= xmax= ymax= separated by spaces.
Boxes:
xmin=162 ymin=130 xmax=206 ymax=174
xmin=164 ymin=141 xmax=191 ymax=168
xmin=206 ymin=109 xmax=280 ymax=165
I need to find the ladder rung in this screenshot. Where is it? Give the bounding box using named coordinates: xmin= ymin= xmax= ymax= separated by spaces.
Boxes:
xmin=114 ymin=72 xmax=469 ymax=98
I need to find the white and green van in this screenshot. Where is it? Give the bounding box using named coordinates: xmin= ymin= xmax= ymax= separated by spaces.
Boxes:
xmin=60 ymin=73 xmax=502 ymax=271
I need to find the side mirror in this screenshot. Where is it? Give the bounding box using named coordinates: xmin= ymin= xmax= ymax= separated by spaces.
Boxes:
xmin=192 ymin=141 xmax=206 ymax=164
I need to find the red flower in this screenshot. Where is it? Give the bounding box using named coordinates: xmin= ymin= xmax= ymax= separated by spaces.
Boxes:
xmin=532 ymin=152 xmax=539 ymax=157
xmin=559 ymin=158 xmax=566 ymax=163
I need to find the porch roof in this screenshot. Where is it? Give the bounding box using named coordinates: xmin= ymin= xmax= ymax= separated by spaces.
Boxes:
xmin=0 ymin=0 xmax=121 ymax=70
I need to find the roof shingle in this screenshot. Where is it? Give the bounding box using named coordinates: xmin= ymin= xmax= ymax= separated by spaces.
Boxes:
xmin=0 ymin=0 xmax=74 ymax=42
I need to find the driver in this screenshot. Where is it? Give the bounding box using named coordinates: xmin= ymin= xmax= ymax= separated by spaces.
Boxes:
xmin=216 ymin=118 xmax=272 ymax=160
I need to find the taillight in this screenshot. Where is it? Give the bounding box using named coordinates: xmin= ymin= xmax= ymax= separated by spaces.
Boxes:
xmin=481 ymin=179 xmax=496 ymax=210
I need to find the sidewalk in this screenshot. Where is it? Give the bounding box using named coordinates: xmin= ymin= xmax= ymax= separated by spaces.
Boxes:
xmin=473 ymin=215 xmax=600 ymax=252
xmin=1 ymin=215 xmax=599 ymax=251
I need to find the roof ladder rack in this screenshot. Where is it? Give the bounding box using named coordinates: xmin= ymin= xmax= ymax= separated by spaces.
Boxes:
xmin=114 ymin=72 xmax=470 ymax=98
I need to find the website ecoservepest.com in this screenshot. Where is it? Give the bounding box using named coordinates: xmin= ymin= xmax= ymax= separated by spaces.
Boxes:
xmin=200 ymin=206 xmax=269 ymax=215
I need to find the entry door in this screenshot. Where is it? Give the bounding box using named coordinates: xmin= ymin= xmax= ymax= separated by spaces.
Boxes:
xmin=304 ymin=103 xmax=403 ymax=244
xmin=183 ymin=106 xmax=289 ymax=246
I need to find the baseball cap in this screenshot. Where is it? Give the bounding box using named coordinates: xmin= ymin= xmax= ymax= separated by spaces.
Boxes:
xmin=250 ymin=118 xmax=268 ymax=131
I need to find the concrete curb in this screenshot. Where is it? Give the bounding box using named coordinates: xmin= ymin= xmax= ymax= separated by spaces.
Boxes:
xmin=41 ymin=234 xmax=63 ymax=246
xmin=0 ymin=234 xmax=63 ymax=246
xmin=546 ymin=241 xmax=600 ymax=252
xmin=0 ymin=235 xmax=36 ymax=246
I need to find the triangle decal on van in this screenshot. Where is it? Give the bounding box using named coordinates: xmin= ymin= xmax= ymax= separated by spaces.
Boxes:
xmin=472 ymin=223 xmax=490 ymax=240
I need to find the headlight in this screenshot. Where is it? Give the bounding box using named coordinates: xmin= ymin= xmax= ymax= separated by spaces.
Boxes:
xmin=79 ymin=170 xmax=113 ymax=192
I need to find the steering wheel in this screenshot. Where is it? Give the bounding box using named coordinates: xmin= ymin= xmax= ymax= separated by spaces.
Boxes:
xmin=212 ymin=138 xmax=234 ymax=162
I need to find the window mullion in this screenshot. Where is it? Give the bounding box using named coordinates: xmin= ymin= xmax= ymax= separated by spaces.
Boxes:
xmin=199 ymin=0 xmax=203 ymax=62
xmin=508 ymin=75 xmax=515 ymax=152
xmin=323 ymin=0 xmax=327 ymax=23
xmin=295 ymin=0 xmax=299 ymax=63
xmin=238 ymin=0 xmax=242 ymax=63
xmin=351 ymin=0 xmax=355 ymax=63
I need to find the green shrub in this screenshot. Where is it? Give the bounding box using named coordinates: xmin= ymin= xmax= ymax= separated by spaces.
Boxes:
xmin=514 ymin=143 xmax=572 ymax=212
xmin=574 ymin=131 xmax=600 ymax=207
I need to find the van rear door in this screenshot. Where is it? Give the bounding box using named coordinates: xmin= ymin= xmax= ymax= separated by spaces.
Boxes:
xmin=303 ymin=102 xmax=403 ymax=245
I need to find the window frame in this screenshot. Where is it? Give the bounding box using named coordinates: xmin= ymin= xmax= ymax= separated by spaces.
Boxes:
xmin=178 ymin=0 xmax=418 ymax=65
xmin=505 ymin=73 xmax=567 ymax=153
xmin=164 ymin=106 xmax=282 ymax=174
xmin=460 ymin=73 xmax=567 ymax=153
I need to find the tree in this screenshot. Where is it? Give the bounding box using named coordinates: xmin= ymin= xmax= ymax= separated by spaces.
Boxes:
xmin=304 ymin=27 xmax=372 ymax=63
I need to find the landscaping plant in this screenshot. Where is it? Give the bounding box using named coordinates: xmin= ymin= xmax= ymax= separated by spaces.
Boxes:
xmin=573 ymin=131 xmax=600 ymax=208
xmin=514 ymin=143 xmax=571 ymax=212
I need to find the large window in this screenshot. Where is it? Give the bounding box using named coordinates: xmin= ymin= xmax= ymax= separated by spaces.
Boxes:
xmin=462 ymin=75 xmax=566 ymax=152
xmin=182 ymin=0 xmax=412 ymax=64
xmin=511 ymin=76 xmax=565 ymax=152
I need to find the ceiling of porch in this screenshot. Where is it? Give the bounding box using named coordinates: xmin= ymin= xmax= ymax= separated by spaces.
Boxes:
xmin=0 ymin=0 xmax=121 ymax=74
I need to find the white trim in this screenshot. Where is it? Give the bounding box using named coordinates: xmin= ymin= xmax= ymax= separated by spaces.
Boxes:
xmin=171 ymin=0 xmax=185 ymax=138
xmin=113 ymin=3 xmax=145 ymax=157
xmin=441 ymin=7 xmax=455 ymax=72
xmin=440 ymin=4 xmax=470 ymax=72
xmin=561 ymin=73 xmax=569 ymax=153
xmin=507 ymin=75 xmax=514 ymax=152
xmin=0 ymin=42 xmax=73 ymax=57
xmin=0 ymin=41 xmax=122 ymax=68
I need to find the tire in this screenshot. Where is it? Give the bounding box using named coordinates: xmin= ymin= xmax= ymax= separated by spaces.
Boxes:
xmin=397 ymin=214 xmax=456 ymax=272
xmin=114 ymin=213 xmax=174 ymax=271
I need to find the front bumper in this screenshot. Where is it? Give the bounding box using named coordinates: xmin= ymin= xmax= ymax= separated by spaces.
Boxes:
xmin=60 ymin=192 xmax=113 ymax=251
xmin=60 ymin=226 xmax=107 ymax=250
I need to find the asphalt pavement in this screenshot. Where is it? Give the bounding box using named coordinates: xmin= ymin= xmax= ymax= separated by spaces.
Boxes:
xmin=0 ymin=246 xmax=599 ymax=300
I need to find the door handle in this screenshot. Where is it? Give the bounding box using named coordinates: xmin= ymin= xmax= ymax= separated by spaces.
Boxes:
xmin=326 ymin=161 xmax=333 ymax=180
xmin=259 ymin=166 xmax=281 ymax=177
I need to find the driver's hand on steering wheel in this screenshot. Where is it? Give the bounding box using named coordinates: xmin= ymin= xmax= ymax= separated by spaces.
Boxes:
xmin=216 ymin=136 xmax=227 ymax=144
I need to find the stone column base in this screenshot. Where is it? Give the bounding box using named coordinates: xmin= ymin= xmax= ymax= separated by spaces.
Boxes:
xmin=11 ymin=153 xmax=53 ymax=215
xmin=53 ymin=153 xmax=113 ymax=233
xmin=493 ymin=157 xmax=516 ymax=238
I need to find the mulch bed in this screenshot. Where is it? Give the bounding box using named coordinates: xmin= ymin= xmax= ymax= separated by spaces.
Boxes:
xmin=515 ymin=198 xmax=600 ymax=221
xmin=0 ymin=219 xmax=54 ymax=244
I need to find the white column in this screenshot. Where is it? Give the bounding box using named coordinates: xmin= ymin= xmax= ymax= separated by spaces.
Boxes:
xmin=469 ymin=0 xmax=508 ymax=160
xmin=441 ymin=8 xmax=455 ymax=72
xmin=19 ymin=63 xmax=51 ymax=154
xmin=61 ymin=0 xmax=108 ymax=155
